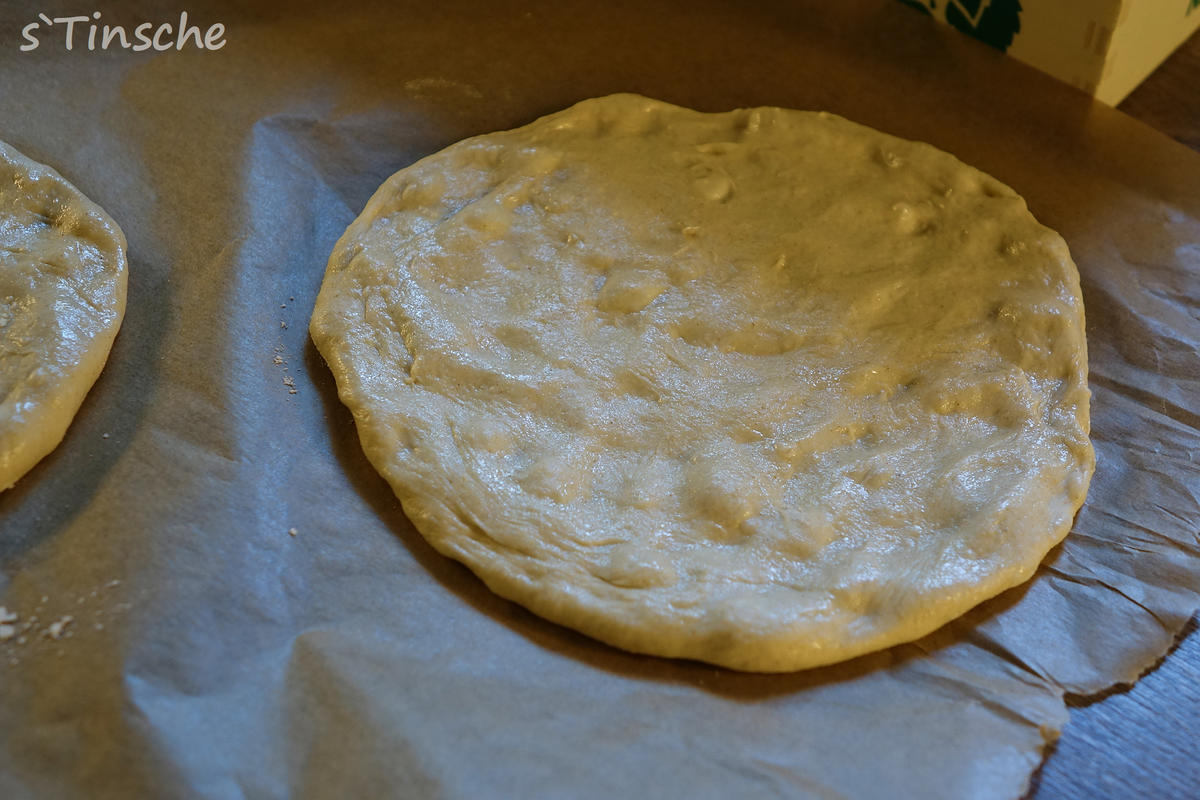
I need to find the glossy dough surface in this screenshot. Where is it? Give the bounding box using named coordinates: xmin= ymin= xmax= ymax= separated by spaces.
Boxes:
xmin=311 ymin=95 xmax=1094 ymax=671
xmin=0 ymin=141 xmax=127 ymax=490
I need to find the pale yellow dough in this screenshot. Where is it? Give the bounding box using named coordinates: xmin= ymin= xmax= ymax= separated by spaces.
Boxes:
xmin=0 ymin=141 xmax=127 ymax=490
xmin=311 ymin=95 xmax=1094 ymax=672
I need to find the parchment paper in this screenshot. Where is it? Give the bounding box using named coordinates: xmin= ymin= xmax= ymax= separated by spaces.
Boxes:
xmin=1 ymin=1 xmax=1198 ymax=798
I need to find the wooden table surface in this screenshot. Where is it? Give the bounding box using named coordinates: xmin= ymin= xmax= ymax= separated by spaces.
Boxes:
xmin=1029 ymin=28 xmax=1200 ymax=800
xmin=1120 ymin=29 xmax=1200 ymax=153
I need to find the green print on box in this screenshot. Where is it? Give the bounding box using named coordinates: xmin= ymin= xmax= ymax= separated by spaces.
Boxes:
xmin=898 ymin=0 xmax=1023 ymax=52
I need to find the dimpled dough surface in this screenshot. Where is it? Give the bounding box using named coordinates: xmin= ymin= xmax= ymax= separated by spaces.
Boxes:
xmin=0 ymin=141 xmax=127 ymax=491
xmin=311 ymin=95 xmax=1094 ymax=672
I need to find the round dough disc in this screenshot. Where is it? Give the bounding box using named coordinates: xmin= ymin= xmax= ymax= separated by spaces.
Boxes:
xmin=0 ymin=141 xmax=128 ymax=490
xmin=311 ymin=95 xmax=1094 ymax=672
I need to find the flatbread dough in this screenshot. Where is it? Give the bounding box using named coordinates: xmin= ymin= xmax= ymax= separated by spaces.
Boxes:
xmin=0 ymin=141 xmax=127 ymax=490
xmin=311 ymin=94 xmax=1093 ymax=672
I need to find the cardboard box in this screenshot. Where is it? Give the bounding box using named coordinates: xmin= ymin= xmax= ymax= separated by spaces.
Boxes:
xmin=898 ymin=0 xmax=1200 ymax=104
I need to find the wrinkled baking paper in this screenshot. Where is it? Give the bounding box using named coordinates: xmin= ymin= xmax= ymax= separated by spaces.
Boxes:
xmin=0 ymin=2 xmax=1196 ymax=798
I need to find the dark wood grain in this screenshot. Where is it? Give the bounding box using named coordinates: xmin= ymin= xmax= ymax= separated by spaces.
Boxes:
xmin=1031 ymin=619 xmax=1200 ymax=797
xmin=1120 ymin=29 xmax=1200 ymax=153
